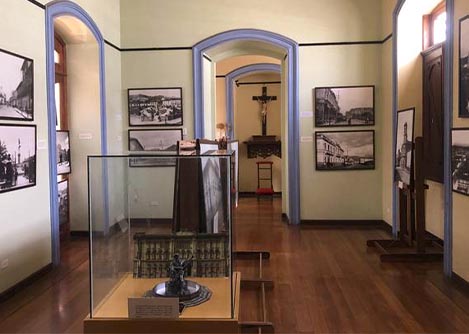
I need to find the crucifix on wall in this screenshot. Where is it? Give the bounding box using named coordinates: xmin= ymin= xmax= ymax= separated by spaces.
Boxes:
xmin=252 ymin=86 xmax=277 ymax=136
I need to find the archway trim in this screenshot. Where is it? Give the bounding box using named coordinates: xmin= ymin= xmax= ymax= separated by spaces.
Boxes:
xmin=193 ymin=29 xmax=300 ymax=224
xmin=45 ymin=0 xmax=108 ymax=265
xmin=225 ymin=63 xmax=281 ymax=138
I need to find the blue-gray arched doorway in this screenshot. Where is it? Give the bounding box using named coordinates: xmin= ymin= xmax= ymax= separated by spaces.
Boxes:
xmin=193 ymin=29 xmax=300 ymax=225
xmin=392 ymin=0 xmax=454 ymax=275
xmin=45 ymin=1 xmax=108 ymax=265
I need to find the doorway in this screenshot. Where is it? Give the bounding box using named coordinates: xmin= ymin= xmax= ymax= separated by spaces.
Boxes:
xmin=193 ymin=29 xmax=300 ymax=225
xmin=46 ymin=1 xmax=108 ymax=265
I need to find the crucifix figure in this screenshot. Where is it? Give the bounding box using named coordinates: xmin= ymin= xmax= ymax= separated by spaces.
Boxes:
xmin=252 ymin=86 xmax=277 ymax=136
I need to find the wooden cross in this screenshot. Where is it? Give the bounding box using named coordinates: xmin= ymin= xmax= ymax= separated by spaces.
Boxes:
xmin=252 ymin=86 xmax=277 ymax=136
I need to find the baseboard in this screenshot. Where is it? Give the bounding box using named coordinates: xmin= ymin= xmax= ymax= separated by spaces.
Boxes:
xmin=70 ymin=231 xmax=89 ymax=237
xmin=129 ymin=218 xmax=173 ymax=225
xmin=239 ymin=192 xmax=282 ymax=198
xmin=282 ymin=213 xmax=290 ymax=224
xmin=451 ymin=272 xmax=469 ymax=293
xmin=0 ymin=263 xmax=53 ymax=302
xmin=301 ymin=219 xmax=391 ymax=230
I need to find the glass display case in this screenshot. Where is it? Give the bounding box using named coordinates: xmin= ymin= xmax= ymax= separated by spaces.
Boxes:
xmin=84 ymin=152 xmax=239 ymax=333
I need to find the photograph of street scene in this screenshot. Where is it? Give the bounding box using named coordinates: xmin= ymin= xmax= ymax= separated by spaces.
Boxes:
xmin=128 ymin=129 xmax=182 ymax=152
xmin=128 ymin=88 xmax=182 ymax=126
xmin=315 ymin=86 xmax=374 ymax=127
xmin=452 ymin=128 xmax=469 ymax=196
xmin=0 ymin=124 xmax=36 ymax=193
xmin=56 ymin=131 xmax=71 ymax=175
xmin=0 ymin=49 xmax=33 ymax=121
xmin=395 ymin=108 xmax=415 ymax=185
xmin=460 ymin=17 xmax=469 ymax=118
xmin=315 ymin=130 xmax=375 ymax=170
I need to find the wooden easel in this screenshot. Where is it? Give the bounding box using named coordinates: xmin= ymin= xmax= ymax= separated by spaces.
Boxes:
xmin=367 ymin=137 xmax=443 ymax=262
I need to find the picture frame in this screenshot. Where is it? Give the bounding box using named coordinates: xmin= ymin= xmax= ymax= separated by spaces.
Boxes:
xmin=395 ymin=108 xmax=416 ymax=186
xmin=314 ymin=85 xmax=375 ymax=127
xmin=459 ymin=15 xmax=469 ymax=118
xmin=128 ymin=87 xmax=183 ymax=126
xmin=0 ymin=124 xmax=36 ymax=194
xmin=315 ymin=130 xmax=375 ymax=171
xmin=58 ymin=179 xmax=70 ymax=227
xmin=0 ymin=48 xmax=34 ymax=121
xmin=452 ymin=128 xmax=469 ymax=196
xmin=128 ymin=128 xmax=182 ymax=167
xmin=57 ymin=130 xmax=71 ymax=175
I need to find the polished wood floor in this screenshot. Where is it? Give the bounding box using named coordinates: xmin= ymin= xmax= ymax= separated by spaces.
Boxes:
xmin=1 ymin=197 xmax=469 ymax=333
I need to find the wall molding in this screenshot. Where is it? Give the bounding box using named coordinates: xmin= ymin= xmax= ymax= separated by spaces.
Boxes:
xmin=25 ymin=0 xmax=45 ymax=10
xmin=0 ymin=263 xmax=53 ymax=302
xmin=451 ymin=272 xmax=469 ymax=292
xmin=301 ymin=219 xmax=392 ymax=230
xmin=24 ymin=0 xmax=393 ymax=52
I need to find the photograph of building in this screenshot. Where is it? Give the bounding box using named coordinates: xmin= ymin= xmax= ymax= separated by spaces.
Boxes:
xmin=0 ymin=124 xmax=36 ymax=193
xmin=315 ymin=86 xmax=374 ymax=127
xmin=0 ymin=50 xmax=33 ymax=121
xmin=452 ymin=129 xmax=469 ymax=195
xmin=128 ymin=88 xmax=182 ymax=126
xmin=395 ymin=108 xmax=415 ymax=185
xmin=56 ymin=131 xmax=70 ymax=175
xmin=128 ymin=129 xmax=182 ymax=152
xmin=316 ymin=131 xmax=375 ymax=170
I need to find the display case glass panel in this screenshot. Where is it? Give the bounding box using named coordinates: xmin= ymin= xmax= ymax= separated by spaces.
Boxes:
xmin=87 ymin=153 xmax=233 ymax=320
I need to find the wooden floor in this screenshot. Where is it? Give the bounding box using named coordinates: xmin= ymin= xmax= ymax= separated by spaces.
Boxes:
xmin=1 ymin=197 xmax=469 ymax=333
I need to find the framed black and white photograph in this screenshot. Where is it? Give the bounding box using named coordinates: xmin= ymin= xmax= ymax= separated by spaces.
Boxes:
xmin=58 ymin=179 xmax=69 ymax=226
xmin=452 ymin=128 xmax=469 ymax=196
xmin=459 ymin=16 xmax=469 ymax=118
xmin=0 ymin=124 xmax=36 ymax=193
xmin=57 ymin=130 xmax=71 ymax=175
xmin=315 ymin=130 xmax=375 ymax=171
xmin=128 ymin=87 xmax=183 ymax=126
xmin=0 ymin=48 xmax=34 ymax=121
xmin=395 ymin=108 xmax=415 ymax=185
xmin=128 ymin=129 xmax=182 ymax=152
xmin=128 ymin=129 xmax=182 ymax=167
xmin=314 ymin=85 xmax=374 ymax=127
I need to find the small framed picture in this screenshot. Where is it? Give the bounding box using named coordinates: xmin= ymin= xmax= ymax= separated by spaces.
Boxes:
xmin=314 ymin=85 xmax=374 ymax=127
xmin=128 ymin=87 xmax=183 ymax=126
xmin=0 ymin=48 xmax=34 ymax=121
xmin=0 ymin=124 xmax=36 ymax=193
xmin=395 ymin=108 xmax=415 ymax=185
xmin=459 ymin=16 xmax=469 ymax=118
xmin=58 ymin=179 xmax=69 ymax=226
xmin=315 ymin=130 xmax=375 ymax=171
xmin=128 ymin=128 xmax=182 ymax=167
xmin=452 ymin=128 xmax=469 ymax=196
xmin=57 ymin=130 xmax=71 ymax=175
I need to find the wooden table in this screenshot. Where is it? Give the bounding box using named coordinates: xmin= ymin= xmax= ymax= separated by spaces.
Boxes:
xmin=84 ymin=272 xmax=240 ymax=333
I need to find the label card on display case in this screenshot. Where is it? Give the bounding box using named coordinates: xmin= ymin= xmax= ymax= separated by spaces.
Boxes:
xmin=128 ymin=297 xmax=179 ymax=319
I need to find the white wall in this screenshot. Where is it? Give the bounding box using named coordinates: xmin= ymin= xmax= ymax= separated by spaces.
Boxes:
xmin=0 ymin=0 xmax=122 ymax=294
xmin=120 ymin=0 xmax=384 ymax=221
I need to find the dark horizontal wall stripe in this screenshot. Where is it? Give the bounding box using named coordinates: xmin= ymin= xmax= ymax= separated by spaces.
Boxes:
xmin=25 ymin=0 xmax=45 ymax=10
xmin=24 ymin=0 xmax=394 ymax=52
xmin=236 ymin=81 xmax=281 ymax=86
xmin=216 ymin=75 xmax=226 ymax=78
xmin=104 ymin=39 xmax=121 ymax=52
xmin=382 ymin=33 xmax=393 ymax=44
xmin=120 ymin=46 xmax=192 ymax=52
